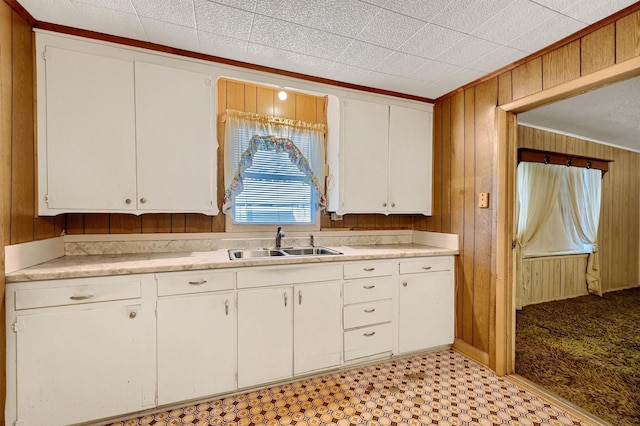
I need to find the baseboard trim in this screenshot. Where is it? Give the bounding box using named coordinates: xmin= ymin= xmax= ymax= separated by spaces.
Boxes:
xmin=452 ymin=339 xmax=490 ymax=367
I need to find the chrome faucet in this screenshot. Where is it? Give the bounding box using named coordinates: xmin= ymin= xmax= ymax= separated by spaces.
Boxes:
xmin=309 ymin=234 xmax=314 ymax=247
xmin=275 ymin=227 xmax=285 ymax=248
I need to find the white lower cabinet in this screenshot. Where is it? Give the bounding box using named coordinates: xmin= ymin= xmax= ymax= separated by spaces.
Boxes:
xmin=237 ymin=280 xmax=342 ymax=388
xmin=156 ymin=270 xmax=236 ymax=406
xmin=6 ymin=275 xmax=156 ymax=426
xmin=398 ymin=257 xmax=455 ymax=353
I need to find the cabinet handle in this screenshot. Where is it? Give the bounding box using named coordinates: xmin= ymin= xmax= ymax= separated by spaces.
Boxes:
xmin=364 ymin=331 xmax=376 ymax=337
xmin=421 ymin=266 xmax=432 ymax=270
xmin=125 ymin=198 xmax=132 ymax=205
xmin=284 ymin=292 xmax=288 ymax=307
xmin=140 ymin=198 xmax=147 ymax=204
xmin=382 ymin=202 xmax=387 ymax=207
xmin=391 ymin=203 xmax=395 ymax=207
xmin=188 ymin=280 xmax=207 ymax=285
xmin=225 ymin=299 xmax=229 ymax=316
xmin=299 ymin=290 xmax=302 ymax=305
xmin=364 ymin=308 xmax=376 ymax=313
xmin=363 ymin=285 xmax=375 ymax=289
xmin=129 ymin=311 xmax=137 ymax=319
xmin=403 ymin=282 xmax=408 ymax=287
xmin=363 ymin=267 xmax=375 ymax=272
xmin=69 ymin=294 xmax=93 ymax=301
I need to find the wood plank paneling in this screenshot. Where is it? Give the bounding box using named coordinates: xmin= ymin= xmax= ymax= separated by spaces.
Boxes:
xmin=512 ymin=57 xmax=542 ymax=100
xmin=450 ymin=92 xmax=465 ymax=338
xmin=581 ymin=24 xmax=616 ymax=75
xmin=616 ymin=10 xmax=640 ymax=62
xmin=428 ymin=100 xmax=443 ymax=232
xmin=522 ymin=255 xmax=589 ymax=305
xmin=1 ymin=2 xmax=12 ymax=247
xmin=542 ymin=40 xmax=580 ymax=89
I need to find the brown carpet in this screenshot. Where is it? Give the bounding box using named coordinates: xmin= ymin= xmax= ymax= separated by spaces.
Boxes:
xmin=515 ymin=287 xmax=640 ymax=426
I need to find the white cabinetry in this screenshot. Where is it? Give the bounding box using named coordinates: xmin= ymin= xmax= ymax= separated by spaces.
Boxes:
xmin=156 ymin=270 xmax=235 ymax=406
xmin=37 ymin=44 xmax=217 ymax=215
xmin=343 ymin=260 xmax=395 ymax=361
xmin=5 ymin=275 xmax=156 ymax=426
xmin=334 ymin=98 xmax=433 ymax=215
xmin=237 ymin=264 xmax=342 ymax=388
xmin=398 ymin=257 xmax=455 ymax=353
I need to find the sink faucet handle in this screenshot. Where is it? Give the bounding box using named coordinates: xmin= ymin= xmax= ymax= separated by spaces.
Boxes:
xmin=309 ymin=233 xmax=314 ymax=247
xmin=276 ymin=227 xmax=285 ymax=248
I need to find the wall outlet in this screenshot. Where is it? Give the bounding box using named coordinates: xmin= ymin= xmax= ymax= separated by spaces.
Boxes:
xmin=330 ymin=212 xmax=343 ymax=221
xmin=479 ymin=192 xmax=490 ymax=208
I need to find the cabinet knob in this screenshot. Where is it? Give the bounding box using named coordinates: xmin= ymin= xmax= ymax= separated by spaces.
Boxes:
xmin=403 ymin=282 xmax=408 ymax=287
xmin=129 ymin=311 xmax=137 ymax=319
xmin=140 ymin=198 xmax=147 ymax=204
xmin=125 ymin=198 xmax=132 ymax=204
xmin=391 ymin=203 xmax=395 ymax=207
xmin=382 ymin=202 xmax=387 ymax=207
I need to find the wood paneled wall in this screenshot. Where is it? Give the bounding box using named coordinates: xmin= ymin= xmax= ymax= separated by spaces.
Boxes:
xmin=518 ymin=125 xmax=640 ymax=294
xmin=432 ymin=8 xmax=640 ymax=365
xmin=522 ymin=255 xmax=589 ymax=306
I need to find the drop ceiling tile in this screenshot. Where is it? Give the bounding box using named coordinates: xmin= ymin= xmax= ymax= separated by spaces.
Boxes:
xmin=430 ymin=0 xmax=514 ymax=34
xmin=383 ymin=0 xmax=454 ymax=23
xmin=18 ymin=0 xmax=85 ymax=27
xmin=198 ymin=30 xmax=249 ymax=61
xmin=131 ymin=0 xmax=196 ymax=27
xmin=471 ymin=0 xmax=557 ymax=45
xmin=466 ymin=45 xmax=526 ymax=73
xmin=561 ymin=0 xmax=638 ymax=24
xmin=140 ymin=17 xmax=199 ymax=52
xmin=508 ymin=13 xmax=585 ymax=53
xmin=334 ymin=40 xmax=393 ymax=70
xmin=246 ymin=41 xmax=334 ymax=76
xmin=356 ymin=8 xmax=425 ymax=50
xmin=74 ymin=0 xmax=136 ymax=14
xmin=375 ymin=51 xmax=431 ymax=78
xmin=532 ymin=0 xmax=581 ymax=12
xmin=71 ymin=1 xmax=147 ymax=41
xmin=399 ymin=23 xmax=467 ymax=59
xmin=437 ymin=67 xmax=486 ymax=90
xmin=249 ymin=15 xmax=352 ymax=60
xmin=434 ymin=35 xmax=502 ymax=67
xmin=209 ymin=0 xmax=258 ymax=13
xmin=256 ymin=0 xmax=379 ymax=38
xmin=194 ymin=0 xmax=255 ymax=40
xmin=327 ymin=62 xmax=371 ymax=82
xmin=410 ymin=60 xmax=467 ymax=83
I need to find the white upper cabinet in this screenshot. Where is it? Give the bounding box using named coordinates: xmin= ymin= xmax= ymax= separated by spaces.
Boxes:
xmin=331 ymin=98 xmax=433 ymax=215
xmin=37 ymin=43 xmax=217 ymax=216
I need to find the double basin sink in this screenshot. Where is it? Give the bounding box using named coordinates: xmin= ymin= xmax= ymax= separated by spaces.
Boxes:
xmin=229 ymin=246 xmax=342 ymax=260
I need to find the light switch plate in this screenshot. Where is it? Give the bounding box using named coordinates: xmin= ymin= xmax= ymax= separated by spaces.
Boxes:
xmin=479 ymin=192 xmax=490 ymax=208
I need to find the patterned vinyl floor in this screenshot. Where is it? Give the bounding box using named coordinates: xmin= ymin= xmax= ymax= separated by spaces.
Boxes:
xmin=107 ymin=350 xmax=593 ymax=426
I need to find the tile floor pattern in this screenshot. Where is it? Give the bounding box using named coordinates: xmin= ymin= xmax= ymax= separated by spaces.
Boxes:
xmin=108 ymin=350 xmax=586 ymax=426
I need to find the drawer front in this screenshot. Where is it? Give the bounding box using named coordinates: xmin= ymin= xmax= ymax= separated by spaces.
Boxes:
xmin=15 ymin=279 xmax=141 ymax=310
xmin=399 ymin=256 xmax=453 ymax=275
xmin=157 ymin=271 xmax=234 ymax=296
xmin=343 ymin=299 xmax=392 ymax=329
xmin=343 ymin=261 xmax=394 ymax=279
xmin=343 ymin=277 xmax=393 ymax=304
xmin=344 ymin=322 xmax=393 ymax=361
xmin=237 ymin=263 xmax=342 ymax=289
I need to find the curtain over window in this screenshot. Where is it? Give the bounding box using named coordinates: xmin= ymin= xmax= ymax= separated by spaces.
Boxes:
xmin=516 ymin=162 xmax=603 ymax=307
xmin=223 ymin=110 xmax=326 ymax=225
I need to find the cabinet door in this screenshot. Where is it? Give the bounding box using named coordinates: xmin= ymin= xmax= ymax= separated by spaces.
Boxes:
xmin=294 ymin=282 xmax=342 ymax=375
xmin=16 ymin=304 xmax=145 ymax=426
xmin=389 ymin=105 xmax=432 ymax=214
xmin=135 ymin=62 xmax=217 ymax=214
xmin=398 ymin=270 xmax=454 ymax=353
xmin=238 ymin=287 xmax=293 ymax=388
xmin=157 ymin=292 xmax=235 ymax=405
xmin=341 ymin=99 xmax=389 ymax=213
xmin=42 ymin=46 xmax=137 ymax=213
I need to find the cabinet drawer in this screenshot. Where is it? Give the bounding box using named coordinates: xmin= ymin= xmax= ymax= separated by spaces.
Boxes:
xmin=157 ymin=271 xmax=234 ymax=296
xmin=343 ymin=277 xmax=393 ymax=304
xmin=343 ymin=299 xmax=392 ymax=329
xmin=343 ymin=261 xmax=394 ymax=279
xmin=344 ymin=322 xmax=392 ymax=361
xmin=237 ymin=263 xmax=342 ymax=289
xmin=399 ymin=256 xmax=453 ymax=274
xmin=15 ymin=279 xmax=141 ymax=310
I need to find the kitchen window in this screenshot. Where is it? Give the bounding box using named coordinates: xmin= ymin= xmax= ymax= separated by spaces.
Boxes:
xmin=223 ymin=109 xmax=326 ymax=226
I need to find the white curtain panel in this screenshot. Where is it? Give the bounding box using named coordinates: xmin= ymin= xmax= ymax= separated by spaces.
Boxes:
xmin=565 ymin=167 xmax=603 ymax=296
xmin=515 ymin=162 xmax=564 ymax=308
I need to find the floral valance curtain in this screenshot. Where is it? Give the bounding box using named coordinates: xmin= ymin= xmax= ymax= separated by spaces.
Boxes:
xmin=223 ymin=109 xmax=326 ymax=212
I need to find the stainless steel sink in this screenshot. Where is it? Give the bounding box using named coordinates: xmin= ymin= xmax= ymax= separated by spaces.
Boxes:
xmin=228 ymin=246 xmax=342 ymax=260
xmin=281 ymin=247 xmax=342 ymax=256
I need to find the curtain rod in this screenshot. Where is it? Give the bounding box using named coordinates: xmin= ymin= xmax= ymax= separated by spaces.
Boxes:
xmin=517 ymin=148 xmax=612 ymax=175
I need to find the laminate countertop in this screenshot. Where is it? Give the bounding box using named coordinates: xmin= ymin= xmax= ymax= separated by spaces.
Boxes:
xmin=5 ymin=244 xmax=459 ymax=283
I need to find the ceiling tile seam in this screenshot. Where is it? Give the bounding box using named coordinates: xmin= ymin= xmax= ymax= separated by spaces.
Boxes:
xmin=190 ymin=0 xmax=200 ymax=52
xmin=327 ymin=3 xmax=385 ymax=68
xmin=527 ymin=0 xmax=592 ymax=25
xmin=126 ymin=0 xmax=149 ymax=43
